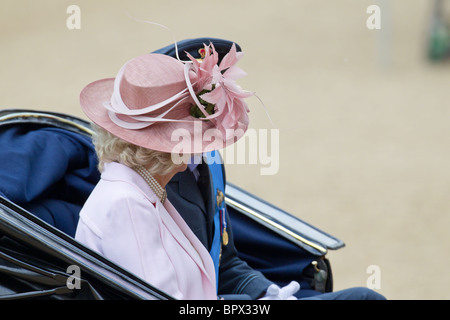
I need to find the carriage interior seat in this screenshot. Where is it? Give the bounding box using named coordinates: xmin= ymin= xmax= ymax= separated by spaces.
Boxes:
xmin=0 ymin=110 xmax=100 ymax=237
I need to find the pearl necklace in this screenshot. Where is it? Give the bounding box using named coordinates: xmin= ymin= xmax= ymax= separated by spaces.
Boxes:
xmin=134 ymin=166 xmax=167 ymax=204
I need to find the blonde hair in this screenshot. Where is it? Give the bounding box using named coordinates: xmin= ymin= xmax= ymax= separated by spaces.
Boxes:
xmin=91 ymin=123 xmax=181 ymax=176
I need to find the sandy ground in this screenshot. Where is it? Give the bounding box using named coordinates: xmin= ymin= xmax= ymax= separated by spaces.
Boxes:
xmin=1 ymin=0 xmax=449 ymax=300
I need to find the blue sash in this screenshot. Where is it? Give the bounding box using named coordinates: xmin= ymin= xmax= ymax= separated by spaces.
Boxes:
xmin=205 ymin=151 xmax=225 ymax=291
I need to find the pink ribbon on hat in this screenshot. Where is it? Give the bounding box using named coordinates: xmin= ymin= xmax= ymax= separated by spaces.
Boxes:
xmin=102 ymin=43 xmax=253 ymax=135
xmin=102 ymin=63 xmax=193 ymax=129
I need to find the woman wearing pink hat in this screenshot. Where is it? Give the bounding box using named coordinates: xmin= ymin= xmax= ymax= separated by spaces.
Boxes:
xmin=74 ymin=42 xmax=266 ymax=300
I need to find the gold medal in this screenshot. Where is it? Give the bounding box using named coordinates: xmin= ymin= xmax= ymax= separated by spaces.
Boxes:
xmin=216 ymin=189 xmax=224 ymax=207
xmin=222 ymin=228 xmax=229 ymax=246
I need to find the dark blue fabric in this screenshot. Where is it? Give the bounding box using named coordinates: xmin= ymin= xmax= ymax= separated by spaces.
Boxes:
xmin=152 ymin=37 xmax=242 ymax=63
xmin=0 ymin=125 xmax=100 ymax=236
xmin=227 ymin=206 xmax=317 ymax=293
xmin=299 ymin=287 xmax=386 ymax=300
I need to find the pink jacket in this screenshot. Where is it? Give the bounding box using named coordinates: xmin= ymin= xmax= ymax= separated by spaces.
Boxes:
xmin=75 ymin=162 xmax=217 ymax=300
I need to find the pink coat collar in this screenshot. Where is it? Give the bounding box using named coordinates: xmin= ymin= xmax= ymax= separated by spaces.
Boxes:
xmin=102 ymin=162 xmax=217 ymax=297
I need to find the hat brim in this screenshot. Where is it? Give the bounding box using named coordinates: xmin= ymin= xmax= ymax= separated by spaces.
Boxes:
xmin=80 ymin=79 xmax=248 ymax=154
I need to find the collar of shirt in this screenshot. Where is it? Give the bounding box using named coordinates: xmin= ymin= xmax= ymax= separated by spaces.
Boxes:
xmin=188 ymin=153 xmax=203 ymax=181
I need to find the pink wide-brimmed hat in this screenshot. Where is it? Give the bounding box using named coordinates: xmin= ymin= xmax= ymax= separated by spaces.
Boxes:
xmin=80 ymin=43 xmax=252 ymax=154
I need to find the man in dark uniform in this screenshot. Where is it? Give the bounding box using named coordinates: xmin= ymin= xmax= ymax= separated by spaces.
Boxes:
xmin=159 ymin=38 xmax=385 ymax=300
xmin=166 ymin=154 xmax=273 ymax=299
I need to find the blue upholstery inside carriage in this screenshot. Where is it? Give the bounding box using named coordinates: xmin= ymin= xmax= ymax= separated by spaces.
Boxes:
xmin=0 ymin=125 xmax=100 ymax=237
